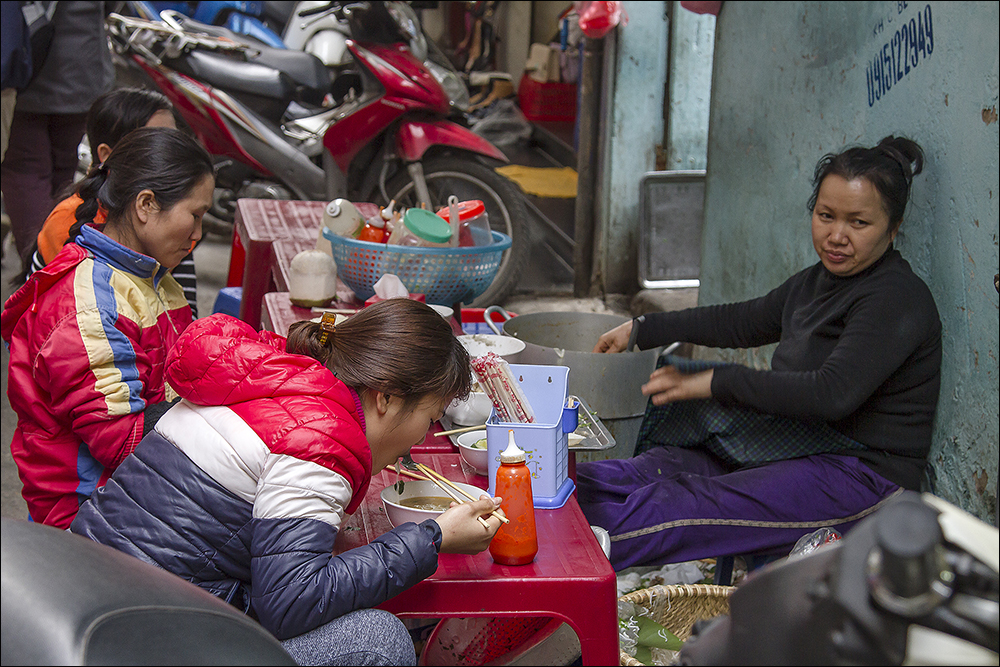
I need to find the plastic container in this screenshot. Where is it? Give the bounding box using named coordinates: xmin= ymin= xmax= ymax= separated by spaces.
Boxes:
xmin=386 ymin=208 xmax=453 ymax=247
xmin=489 ymin=431 xmax=538 ymax=565
xmin=518 ymin=73 xmax=578 ymax=123
xmin=436 ymin=200 xmax=492 ymax=247
xmin=323 ymin=198 xmax=364 ymax=238
xmin=321 ymin=227 xmax=512 ymax=306
xmin=459 ymin=307 xmax=517 ymax=335
xmin=485 ymin=364 xmax=574 ymax=509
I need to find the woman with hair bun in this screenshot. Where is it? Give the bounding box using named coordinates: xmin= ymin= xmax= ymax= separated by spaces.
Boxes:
xmin=2 ymin=126 xmax=214 ymax=529
xmin=581 ymin=136 xmax=942 ymax=571
xmin=71 ymin=298 xmax=503 ymax=665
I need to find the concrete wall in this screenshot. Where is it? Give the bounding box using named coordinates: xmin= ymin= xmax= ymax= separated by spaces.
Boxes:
xmin=598 ymin=1 xmax=669 ymax=295
xmin=700 ymin=1 xmax=998 ymax=522
xmin=666 ymin=3 xmax=716 ymax=170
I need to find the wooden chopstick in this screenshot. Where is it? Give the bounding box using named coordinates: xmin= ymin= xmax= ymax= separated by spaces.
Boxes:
xmin=413 ymin=462 xmax=509 ymax=525
xmin=435 ymin=423 xmax=487 ymax=437
xmin=310 ymin=307 xmax=357 ymax=314
xmin=398 ymin=463 xmax=489 ymax=528
xmin=397 ymin=468 xmax=430 ymax=481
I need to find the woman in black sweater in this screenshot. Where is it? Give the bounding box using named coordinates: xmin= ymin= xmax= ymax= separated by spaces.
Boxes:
xmin=579 ymin=136 xmax=941 ymax=571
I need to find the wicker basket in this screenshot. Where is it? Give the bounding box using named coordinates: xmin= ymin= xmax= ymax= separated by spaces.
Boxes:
xmin=619 ymin=584 xmax=734 ymax=667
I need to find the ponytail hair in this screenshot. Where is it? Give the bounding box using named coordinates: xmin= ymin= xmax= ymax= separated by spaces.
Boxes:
xmin=808 ymin=135 xmax=924 ymax=231
xmin=68 ymin=127 xmax=213 ymax=243
xmin=286 ymin=298 xmax=472 ymax=408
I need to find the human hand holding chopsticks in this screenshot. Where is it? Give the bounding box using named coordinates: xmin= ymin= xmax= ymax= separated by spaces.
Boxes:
xmin=436 ymin=494 xmax=505 ymax=554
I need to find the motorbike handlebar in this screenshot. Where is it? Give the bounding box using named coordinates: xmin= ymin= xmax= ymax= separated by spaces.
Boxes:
xmin=298 ymin=2 xmax=337 ymax=17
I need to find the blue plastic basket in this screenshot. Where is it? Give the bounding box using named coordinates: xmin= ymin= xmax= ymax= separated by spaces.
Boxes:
xmin=322 ymin=228 xmax=512 ymax=306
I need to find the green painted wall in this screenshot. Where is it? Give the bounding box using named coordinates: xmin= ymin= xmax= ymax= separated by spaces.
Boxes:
xmin=700 ymin=1 xmax=998 ymax=522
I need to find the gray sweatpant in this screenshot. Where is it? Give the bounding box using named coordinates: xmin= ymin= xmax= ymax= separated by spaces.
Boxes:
xmin=280 ymin=608 xmax=416 ymax=666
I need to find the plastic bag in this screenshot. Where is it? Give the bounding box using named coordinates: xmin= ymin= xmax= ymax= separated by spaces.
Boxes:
xmin=574 ymin=1 xmax=629 ymax=39
xmin=469 ymin=99 xmax=533 ymax=148
xmin=789 ymin=527 xmax=842 ymax=559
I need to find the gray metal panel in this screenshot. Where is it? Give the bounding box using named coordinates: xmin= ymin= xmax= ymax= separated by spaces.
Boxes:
xmin=638 ymin=170 xmax=706 ymax=288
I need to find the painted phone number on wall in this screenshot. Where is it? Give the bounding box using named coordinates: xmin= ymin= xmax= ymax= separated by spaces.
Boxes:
xmin=866 ymin=4 xmax=934 ymax=107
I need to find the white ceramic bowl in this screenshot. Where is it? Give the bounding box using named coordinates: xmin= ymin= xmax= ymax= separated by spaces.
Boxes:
xmin=457 ymin=334 xmax=526 ymax=362
xmin=380 ymin=479 xmax=487 ymax=528
xmin=444 ymin=391 xmax=492 ymax=426
xmin=429 ymin=304 xmax=453 ymax=320
xmin=456 ymin=430 xmax=489 ymax=476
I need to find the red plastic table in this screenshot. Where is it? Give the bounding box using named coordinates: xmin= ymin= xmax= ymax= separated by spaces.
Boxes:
xmin=262 ymin=290 xmax=464 ymax=338
xmin=231 ymin=199 xmax=378 ymax=329
xmin=334 ymin=452 xmax=618 ymax=666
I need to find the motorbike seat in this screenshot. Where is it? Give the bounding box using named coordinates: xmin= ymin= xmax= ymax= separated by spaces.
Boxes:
xmin=0 ymin=519 xmax=295 ymax=665
xmin=170 ymin=16 xmax=331 ymax=106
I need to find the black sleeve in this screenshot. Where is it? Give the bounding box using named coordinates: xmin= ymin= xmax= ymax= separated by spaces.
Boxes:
xmin=635 ymin=279 xmax=790 ymax=351
xmin=142 ymin=397 xmax=181 ymax=436
xmin=711 ymin=279 xmax=938 ymax=421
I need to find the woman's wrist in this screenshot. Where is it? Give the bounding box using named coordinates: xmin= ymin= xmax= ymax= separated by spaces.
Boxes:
xmin=422 ymin=519 xmax=443 ymax=553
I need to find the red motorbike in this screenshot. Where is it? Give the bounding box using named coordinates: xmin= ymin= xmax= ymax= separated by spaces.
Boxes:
xmin=106 ymin=1 xmax=529 ymax=305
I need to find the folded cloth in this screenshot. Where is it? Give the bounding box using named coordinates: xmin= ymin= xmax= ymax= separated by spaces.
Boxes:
xmin=635 ymin=355 xmax=866 ymax=467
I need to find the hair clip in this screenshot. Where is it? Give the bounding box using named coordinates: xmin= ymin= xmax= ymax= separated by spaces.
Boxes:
xmin=317 ymin=311 xmax=337 ymax=346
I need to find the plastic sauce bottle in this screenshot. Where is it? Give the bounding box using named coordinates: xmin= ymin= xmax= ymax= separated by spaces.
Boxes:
xmin=323 ymin=198 xmax=364 ymax=238
xmin=356 ymin=216 xmax=388 ymax=243
xmin=489 ymin=431 xmax=538 ymax=565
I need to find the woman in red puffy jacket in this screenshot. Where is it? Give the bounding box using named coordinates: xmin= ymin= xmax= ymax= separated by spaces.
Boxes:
xmin=72 ymin=299 xmax=503 ymax=665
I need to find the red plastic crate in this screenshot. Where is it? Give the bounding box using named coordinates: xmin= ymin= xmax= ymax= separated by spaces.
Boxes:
xmin=518 ymin=73 xmax=577 ymax=123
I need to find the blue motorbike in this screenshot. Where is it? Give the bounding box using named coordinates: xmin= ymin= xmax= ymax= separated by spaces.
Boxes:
xmin=129 ymin=1 xmax=293 ymax=47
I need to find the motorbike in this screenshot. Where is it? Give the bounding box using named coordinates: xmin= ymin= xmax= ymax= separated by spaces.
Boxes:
xmin=107 ymin=1 xmax=529 ymax=306
xmin=130 ymin=1 xmax=472 ymax=111
xmin=679 ymin=491 xmax=999 ymax=665
xmin=124 ymin=0 xmax=293 ymax=47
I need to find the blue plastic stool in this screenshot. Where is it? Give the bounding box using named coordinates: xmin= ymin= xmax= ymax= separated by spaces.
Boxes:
xmin=212 ymin=286 xmax=243 ymax=318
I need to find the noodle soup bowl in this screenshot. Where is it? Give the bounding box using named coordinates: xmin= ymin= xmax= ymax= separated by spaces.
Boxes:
xmin=381 ymin=479 xmax=487 ymax=528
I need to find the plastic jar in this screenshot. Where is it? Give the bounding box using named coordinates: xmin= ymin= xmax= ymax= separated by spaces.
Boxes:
xmin=489 ymin=431 xmax=538 ymax=566
xmin=437 ymin=200 xmax=492 ymax=247
xmin=386 ymin=208 xmax=453 ymax=247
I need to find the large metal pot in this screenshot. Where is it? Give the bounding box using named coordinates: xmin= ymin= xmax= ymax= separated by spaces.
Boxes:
xmin=484 ymin=307 xmax=660 ymax=419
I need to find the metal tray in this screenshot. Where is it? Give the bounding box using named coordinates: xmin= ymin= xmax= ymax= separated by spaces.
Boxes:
xmin=567 ymin=395 xmax=616 ymax=451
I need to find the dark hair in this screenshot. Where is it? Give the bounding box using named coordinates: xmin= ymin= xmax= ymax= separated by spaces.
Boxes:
xmin=86 ymin=87 xmax=173 ymax=159
xmin=69 ymin=127 xmax=214 ymax=241
xmin=807 ymin=135 xmax=924 ymax=231
xmin=286 ymin=298 xmax=472 ymax=410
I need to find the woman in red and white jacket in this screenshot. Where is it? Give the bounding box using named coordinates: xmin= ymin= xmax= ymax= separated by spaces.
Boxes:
xmin=2 ymin=127 xmax=212 ymax=528
xmin=71 ymin=300 xmax=503 ymax=665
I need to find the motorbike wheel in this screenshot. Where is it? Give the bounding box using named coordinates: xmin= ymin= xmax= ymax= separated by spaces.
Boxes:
xmin=381 ymin=156 xmax=530 ymax=307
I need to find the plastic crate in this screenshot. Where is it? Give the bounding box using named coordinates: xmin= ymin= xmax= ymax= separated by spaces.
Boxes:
xmin=459 ymin=307 xmax=517 ymax=335
xmin=518 ymin=73 xmax=577 ymax=123
xmin=322 ymin=228 xmax=512 ymax=306
xmin=485 ymin=365 xmax=574 ymax=509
